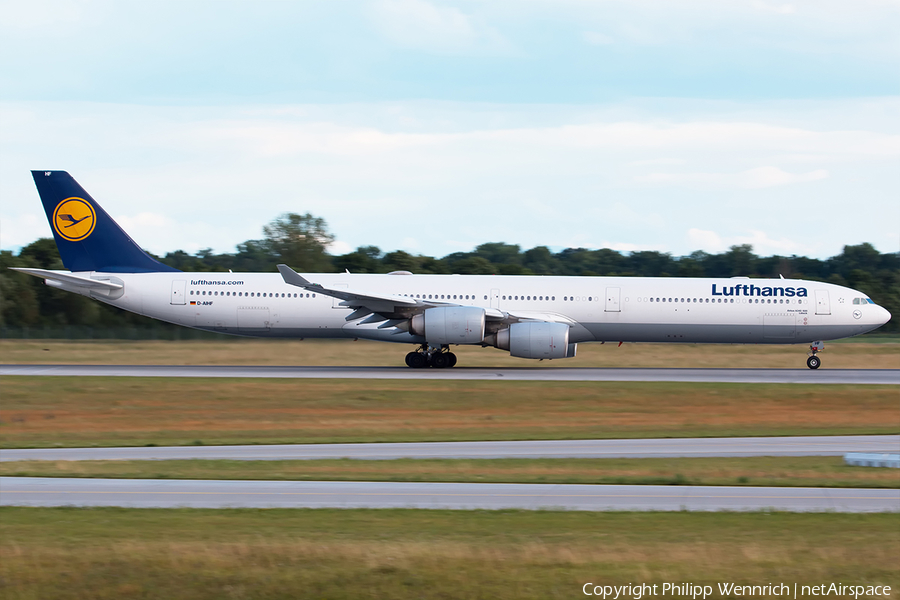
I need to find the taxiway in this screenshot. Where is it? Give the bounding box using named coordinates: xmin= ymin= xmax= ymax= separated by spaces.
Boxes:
xmin=2 ymin=477 xmax=896 ymax=512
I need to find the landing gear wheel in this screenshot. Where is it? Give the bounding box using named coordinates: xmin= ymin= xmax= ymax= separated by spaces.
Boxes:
xmin=432 ymin=352 xmax=451 ymax=369
xmin=806 ymin=355 xmax=821 ymax=370
xmin=406 ymin=352 xmax=427 ymax=369
xmin=446 ymin=352 xmax=457 ymax=368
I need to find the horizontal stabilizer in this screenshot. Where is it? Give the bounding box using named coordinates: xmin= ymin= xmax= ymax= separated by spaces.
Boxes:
xmin=10 ymin=268 xmax=123 ymax=290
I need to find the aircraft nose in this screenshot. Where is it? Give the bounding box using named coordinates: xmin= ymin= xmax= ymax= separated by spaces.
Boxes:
xmin=877 ymin=305 xmax=892 ymax=326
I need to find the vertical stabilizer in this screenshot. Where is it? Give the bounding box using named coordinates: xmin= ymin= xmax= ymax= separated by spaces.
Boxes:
xmin=31 ymin=170 xmax=179 ymax=273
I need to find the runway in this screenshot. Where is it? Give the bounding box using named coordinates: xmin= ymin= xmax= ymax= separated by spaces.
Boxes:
xmin=3 ymin=364 xmax=899 ymax=384
xmin=2 ymin=477 xmax=896 ymax=512
xmin=3 ymin=435 xmax=898 ymax=462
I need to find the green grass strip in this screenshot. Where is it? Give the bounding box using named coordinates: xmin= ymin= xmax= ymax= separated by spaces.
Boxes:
xmin=3 ymin=456 xmax=899 ymax=488
xmin=1 ymin=507 xmax=897 ymax=599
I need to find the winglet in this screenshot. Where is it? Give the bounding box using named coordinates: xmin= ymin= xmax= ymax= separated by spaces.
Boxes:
xmin=277 ymin=264 xmax=314 ymax=288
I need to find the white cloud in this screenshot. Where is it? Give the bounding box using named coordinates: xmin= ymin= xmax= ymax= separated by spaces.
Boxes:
xmin=687 ymin=228 xmax=812 ymax=256
xmin=751 ymin=1 xmax=797 ymax=15
xmin=582 ymin=31 xmax=614 ymax=45
xmin=629 ymin=158 xmax=686 ymax=166
xmin=370 ymin=0 xmax=511 ymax=55
xmin=1 ymin=99 xmax=897 ymax=259
xmin=115 ymin=212 xmax=172 ymax=230
xmin=638 ymin=166 xmax=829 ymax=189
xmin=400 ymin=237 xmax=421 ymax=251
xmin=0 ymin=213 xmax=50 ymax=249
xmin=327 ymin=240 xmax=353 ymax=255
xmin=599 ymin=241 xmax=667 ymax=253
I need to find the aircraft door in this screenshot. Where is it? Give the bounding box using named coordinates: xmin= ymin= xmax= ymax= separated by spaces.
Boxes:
xmin=605 ymin=287 xmax=621 ymax=312
xmin=490 ymin=288 xmax=500 ymax=309
xmin=170 ymin=280 xmax=186 ymax=305
xmin=815 ymin=289 xmax=831 ymax=315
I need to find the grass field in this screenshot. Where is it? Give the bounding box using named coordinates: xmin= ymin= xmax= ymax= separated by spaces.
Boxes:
xmin=2 ymin=378 xmax=898 ymax=448
xmin=2 ymin=338 xmax=899 ymax=368
xmin=3 ymin=456 xmax=898 ymax=488
xmin=1 ymin=508 xmax=897 ymax=600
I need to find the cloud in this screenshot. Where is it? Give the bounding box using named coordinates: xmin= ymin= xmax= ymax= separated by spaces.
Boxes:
xmin=370 ymin=0 xmax=511 ymax=55
xmin=327 ymin=240 xmax=353 ymax=255
xmin=751 ymin=1 xmax=797 ymax=15
xmin=1 ymin=99 xmax=897 ymax=259
xmin=638 ymin=166 xmax=829 ymax=189
xmin=582 ymin=31 xmax=614 ymax=46
xmin=599 ymin=241 xmax=668 ymax=253
xmin=115 ymin=212 xmax=172 ymax=230
xmin=687 ymin=228 xmax=812 ymax=256
xmin=0 ymin=213 xmax=50 ymax=249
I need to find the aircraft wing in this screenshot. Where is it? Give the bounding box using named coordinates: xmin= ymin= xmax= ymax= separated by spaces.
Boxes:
xmin=278 ymin=264 xmax=428 ymax=320
xmin=277 ymin=264 xmax=507 ymax=323
xmin=10 ymin=268 xmax=123 ymax=290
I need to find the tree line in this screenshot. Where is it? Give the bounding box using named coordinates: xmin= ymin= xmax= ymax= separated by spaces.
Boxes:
xmin=1 ymin=212 xmax=897 ymax=334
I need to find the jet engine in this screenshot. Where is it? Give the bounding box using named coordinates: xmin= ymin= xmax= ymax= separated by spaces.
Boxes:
xmin=485 ymin=321 xmax=576 ymax=359
xmin=409 ymin=306 xmax=486 ymax=345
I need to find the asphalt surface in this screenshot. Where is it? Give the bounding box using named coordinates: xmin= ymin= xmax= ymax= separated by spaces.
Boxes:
xmin=3 ymin=435 xmax=898 ymax=462
xmin=3 ymin=364 xmax=899 ymax=384
xmin=2 ymin=477 xmax=897 ymax=512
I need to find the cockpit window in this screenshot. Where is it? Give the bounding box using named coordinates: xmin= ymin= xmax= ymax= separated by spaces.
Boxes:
xmin=866 ymin=298 xmax=875 ymax=304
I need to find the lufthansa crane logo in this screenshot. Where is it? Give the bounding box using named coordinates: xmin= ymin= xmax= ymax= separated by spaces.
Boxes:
xmin=52 ymin=197 xmax=96 ymax=242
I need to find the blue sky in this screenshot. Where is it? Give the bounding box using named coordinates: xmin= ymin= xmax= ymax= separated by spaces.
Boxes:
xmin=1 ymin=0 xmax=898 ymax=260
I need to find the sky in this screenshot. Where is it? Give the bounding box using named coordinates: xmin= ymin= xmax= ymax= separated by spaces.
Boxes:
xmin=1 ymin=0 xmax=898 ymax=261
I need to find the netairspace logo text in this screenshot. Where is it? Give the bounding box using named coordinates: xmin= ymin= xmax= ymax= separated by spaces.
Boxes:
xmin=582 ymin=583 xmax=892 ymax=599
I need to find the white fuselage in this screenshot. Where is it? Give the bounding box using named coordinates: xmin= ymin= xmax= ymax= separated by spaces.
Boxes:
xmin=78 ymin=272 xmax=890 ymax=346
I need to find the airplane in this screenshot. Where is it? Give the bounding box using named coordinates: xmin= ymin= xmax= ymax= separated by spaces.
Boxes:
xmin=11 ymin=171 xmax=892 ymax=370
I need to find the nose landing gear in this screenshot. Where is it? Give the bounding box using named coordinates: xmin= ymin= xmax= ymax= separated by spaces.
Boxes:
xmin=405 ymin=345 xmax=458 ymax=368
xmin=806 ymin=341 xmax=824 ymax=369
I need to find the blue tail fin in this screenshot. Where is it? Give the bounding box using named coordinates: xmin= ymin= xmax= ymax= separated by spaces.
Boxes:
xmin=32 ymin=171 xmax=179 ymax=273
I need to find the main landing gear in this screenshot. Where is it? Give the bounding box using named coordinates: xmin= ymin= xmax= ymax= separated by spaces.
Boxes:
xmin=405 ymin=345 xmax=457 ymax=369
xmin=806 ymin=341 xmax=824 ymax=370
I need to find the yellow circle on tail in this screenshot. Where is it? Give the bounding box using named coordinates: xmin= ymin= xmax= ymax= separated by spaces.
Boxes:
xmin=52 ymin=197 xmax=96 ymax=242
